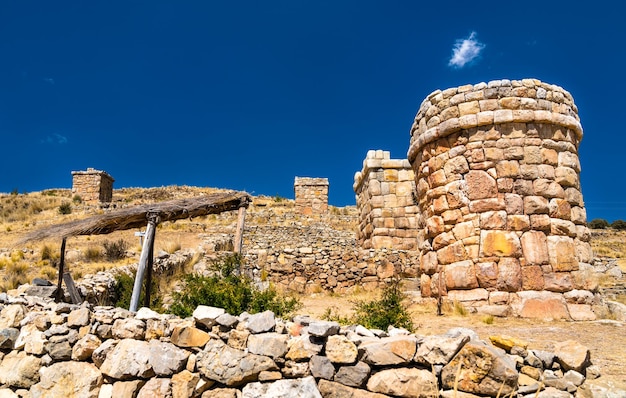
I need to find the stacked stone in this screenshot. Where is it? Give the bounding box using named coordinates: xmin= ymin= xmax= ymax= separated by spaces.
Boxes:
xmin=294 ymin=177 xmax=329 ymax=216
xmin=71 ymin=168 xmax=114 ymax=204
xmin=353 ymin=150 xmax=418 ymax=250
xmin=407 ymin=79 xmax=594 ymax=315
xmin=0 ymin=292 xmax=612 ymax=398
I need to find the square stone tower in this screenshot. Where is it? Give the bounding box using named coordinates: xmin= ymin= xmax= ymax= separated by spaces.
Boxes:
xmin=294 ymin=177 xmax=329 ymax=215
xmin=71 ymin=168 xmax=114 ymax=204
xmin=353 ymin=150 xmax=418 ymax=250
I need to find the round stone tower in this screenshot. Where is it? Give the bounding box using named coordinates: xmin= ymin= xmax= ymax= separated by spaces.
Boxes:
xmin=408 ymin=79 xmax=594 ymax=317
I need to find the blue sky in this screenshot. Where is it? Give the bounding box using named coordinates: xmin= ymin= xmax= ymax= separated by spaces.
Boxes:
xmin=1 ymin=1 xmax=625 ymax=222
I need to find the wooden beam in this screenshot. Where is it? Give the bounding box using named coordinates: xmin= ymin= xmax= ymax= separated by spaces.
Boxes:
xmin=55 ymin=238 xmax=67 ymax=302
xmin=129 ymin=214 xmax=159 ymax=312
xmin=234 ymin=206 xmax=246 ymax=253
xmin=143 ymin=230 xmax=155 ymax=309
xmin=63 ymin=272 xmax=83 ymax=304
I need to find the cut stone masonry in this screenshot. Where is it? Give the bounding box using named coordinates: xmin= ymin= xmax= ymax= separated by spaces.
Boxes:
xmin=71 ymin=168 xmax=114 ymax=204
xmin=353 ymin=150 xmax=417 ymax=250
xmin=294 ymin=177 xmax=329 ymax=215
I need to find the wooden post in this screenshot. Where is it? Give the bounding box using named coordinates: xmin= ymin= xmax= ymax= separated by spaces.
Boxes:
xmin=55 ymin=238 xmax=67 ymax=302
xmin=63 ymin=273 xmax=83 ymax=304
xmin=129 ymin=214 xmax=159 ymax=312
xmin=143 ymin=231 xmax=155 ymax=309
xmin=234 ymin=206 xmax=246 ymax=253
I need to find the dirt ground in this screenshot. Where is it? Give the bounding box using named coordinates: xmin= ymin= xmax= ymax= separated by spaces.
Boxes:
xmin=297 ymin=293 xmax=626 ymax=390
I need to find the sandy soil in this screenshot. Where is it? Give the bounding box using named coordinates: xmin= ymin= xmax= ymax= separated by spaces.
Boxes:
xmin=296 ymin=293 xmax=626 ymax=390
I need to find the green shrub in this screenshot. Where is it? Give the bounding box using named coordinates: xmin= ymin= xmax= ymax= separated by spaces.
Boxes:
xmin=114 ymin=272 xmax=162 ymax=311
xmin=611 ymin=220 xmax=626 ymax=230
xmin=58 ymin=202 xmax=72 ymax=215
xmin=588 ymin=218 xmax=610 ymax=229
xmin=84 ymin=246 xmax=102 ymax=262
xmin=103 ymin=239 xmax=129 ymax=261
xmin=72 ymin=195 xmax=82 ymax=204
xmin=168 ymin=254 xmax=300 ymax=318
xmin=351 ymin=277 xmax=414 ymax=331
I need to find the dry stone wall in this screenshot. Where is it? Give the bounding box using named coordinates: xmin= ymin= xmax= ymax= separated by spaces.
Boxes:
xmin=0 ymin=291 xmax=615 ymax=398
xmin=71 ymin=168 xmax=114 ymax=204
xmin=242 ymin=223 xmax=419 ymax=294
xmin=294 ymin=177 xmax=329 ymax=215
xmin=407 ymin=79 xmax=593 ymax=312
xmin=353 ymin=150 xmax=418 ymax=250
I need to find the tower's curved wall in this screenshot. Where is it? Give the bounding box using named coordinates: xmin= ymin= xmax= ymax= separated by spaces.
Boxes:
xmin=408 ymin=79 xmax=593 ymax=300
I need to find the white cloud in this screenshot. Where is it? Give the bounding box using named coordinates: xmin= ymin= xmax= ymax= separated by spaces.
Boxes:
xmin=41 ymin=133 xmax=68 ymax=144
xmin=448 ymin=31 xmax=485 ymax=69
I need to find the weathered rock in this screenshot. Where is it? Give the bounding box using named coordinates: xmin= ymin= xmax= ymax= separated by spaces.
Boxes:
xmin=0 ymin=351 xmax=41 ymax=388
xmin=309 ymin=355 xmax=334 ymax=380
xmin=91 ymin=338 xmax=118 ymax=368
xmin=29 ymin=362 xmax=102 ymax=398
xmin=489 ymin=335 xmax=528 ymax=351
xmin=71 ymin=333 xmax=102 ymax=361
xmin=171 ymin=370 xmax=200 ymax=398
xmin=16 ymin=323 xmax=46 ymax=355
xmin=67 ymin=307 xmax=91 ymax=328
xmin=325 ymin=335 xmax=358 ymax=364
xmin=241 ymin=376 xmax=321 ymax=398
xmin=193 ymin=305 xmax=225 ymax=329
xmin=317 ymin=379 xmax=389 ymax=398
xmin=440 ymin=340 xmax=518 ymax=397
xmin=171 ymin=324 xmax=211 ymax=348
xmin=112 ymin=318 xmax=146 ymax=339
xmin=137 ymin=378 xmax=172 ymax=398
xmin=201 ymin=388 xmax=242 ymax=398
xmin=245 ymin=311 xmax=275 ymax=334
xmin=554 ymin=340 xmax=591 ymax=373
xmin=282 ymin=360 xmax=310 ymax=378
xmin=0 ymin=305 xmax=25 ymax=329
xmin=111 ymin=380 xmax=146 ymax=398
xmin=359 ymin=335 xmax=417 ymax=366
xmin=196 ymin=338 xmax=277 ymax=386
xmin=307 ymin=321 xmax=340 ymax=337
xmin=334 ymin=361 xmax=370 ymax=388
xmin=366 ymin=367 xmax=438 ymax=398
xmin=285 ymin=334 xmax=324 ymax=361
xmin=246 ymin=333 xmax=288 ymax=359
xmin=149 ymin=339 xmax=190 ymax=376
xmin=414 ymin=333 xmax=469 ymax=369
xmin=0 ymin=328 xmax=19 ymax=349
xmin=100 ymin=338 xmax=155 ymax=380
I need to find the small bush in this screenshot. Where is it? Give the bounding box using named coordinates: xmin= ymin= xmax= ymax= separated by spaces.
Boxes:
xmin=58 ymin=202 xmax=72 ymax=215
xmin=41 ymin=245 xmax=53 ymax=261
xmin=72 ymin=195 xmax=82 ymax=204
xmin=168 ymin=253 xmax=300 ymax=318
xmin=103 ymin=239 xmax=129 ymax=261
xmin=352 ymin=277 xmax=414 ymax=331
xmin=114 ymin=272 xmax=162 ymax=311
xmin=84 ymin=246 xmax=103 ymax=262
xmin=481 ymin=315 xmax=495 ymax=324
xmin=588 ymin=218 xmax=610 ymax=229
xmin=611 ymin=220 xmax=626 ymax=231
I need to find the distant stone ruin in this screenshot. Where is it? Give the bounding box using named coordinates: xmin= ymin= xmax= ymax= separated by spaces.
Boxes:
xmin=71 ymin=168 xmax=114 ymax=204
xmin=353 ymin=150 xmax=417 ymax=250
xmin=294 ymin=177 xmax=329 ymax=215
xmin=355 ymin=79 xmax=595 ymax=317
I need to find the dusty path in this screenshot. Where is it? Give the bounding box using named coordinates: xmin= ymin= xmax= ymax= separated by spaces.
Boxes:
xmin=297 ymin=293 xmax=626 ymax=389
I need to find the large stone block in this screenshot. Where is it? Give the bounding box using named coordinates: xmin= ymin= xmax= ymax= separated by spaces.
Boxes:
xmin=479 ymin=230 xmax=522 ymax=258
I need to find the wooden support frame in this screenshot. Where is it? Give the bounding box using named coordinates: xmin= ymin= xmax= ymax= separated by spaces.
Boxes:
xmin=234 ymin=206 xmax=246 ymax=253
xmin=129 ymin=213 xmax=159 ymax=312
xmin=55 ymin=237 xmax=83 ymax=304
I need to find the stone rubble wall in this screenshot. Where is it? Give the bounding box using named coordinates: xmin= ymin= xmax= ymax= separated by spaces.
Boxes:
xmin=71 ymin=168 xmax=114 ymax=204
xmin=407 ymin=79 xmax=593 ymax=308
xmin=353 ymin=150 xmax=418 ymax=250
xmin=0 ymin=292 xmax=617 ymax=398
xmin=294 ymin=177 xmax=329 ymax=215
xmin=242 ymin=223 xmax=419 ymax=294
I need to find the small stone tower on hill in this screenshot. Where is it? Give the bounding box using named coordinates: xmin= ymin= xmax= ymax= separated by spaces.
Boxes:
xmin=71 ymin=168 xmax=114 ymax=204
xmin=408 ymin=79 xmax=592 ymax=307
xmin=294 ymin=177 xmax=329 ymax=215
